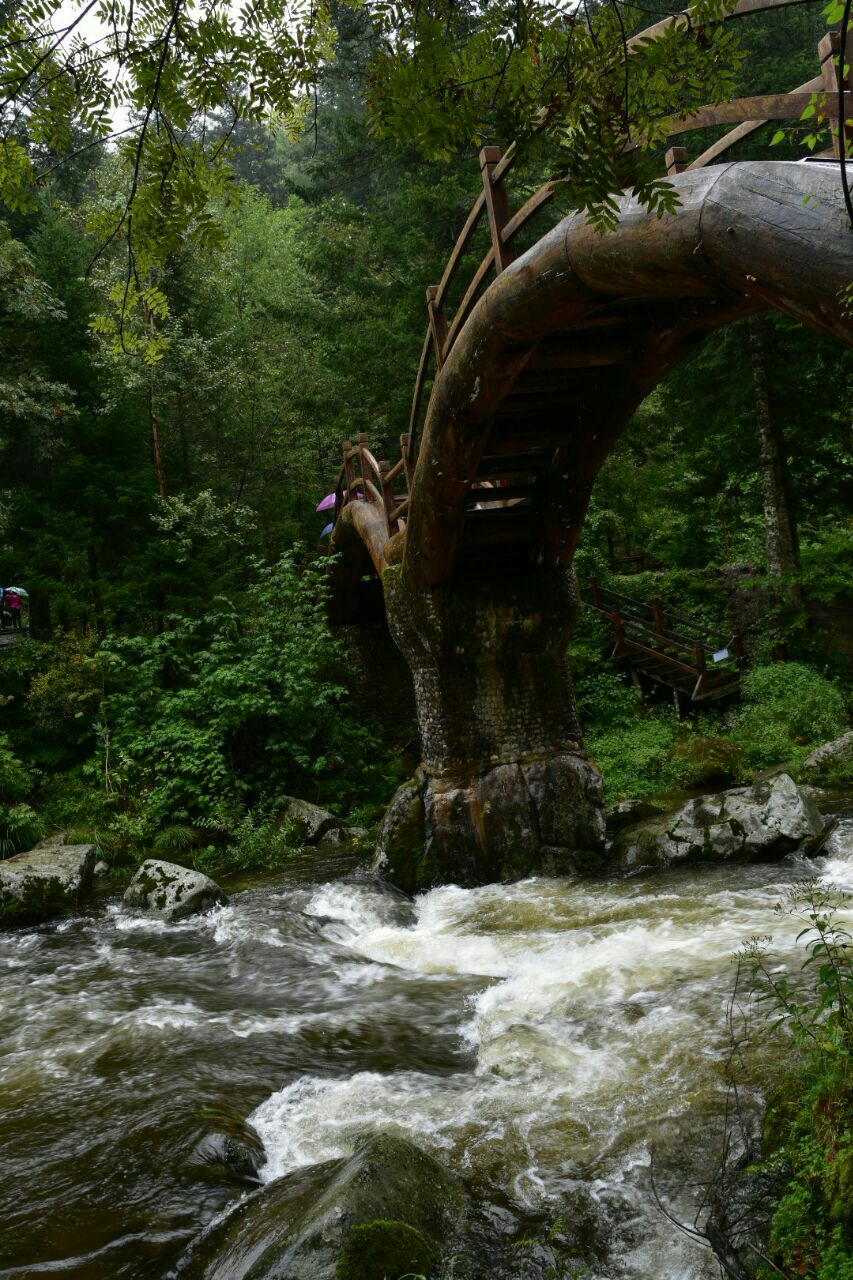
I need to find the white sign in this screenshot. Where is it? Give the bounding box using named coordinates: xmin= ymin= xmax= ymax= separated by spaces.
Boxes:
xmin=712 ymin=648 xmax=729 ymax=663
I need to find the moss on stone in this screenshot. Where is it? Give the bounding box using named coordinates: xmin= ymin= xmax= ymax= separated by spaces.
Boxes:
xmin=376 ymin=778 xmax=426 ymax=894
xmin=336 ymin=1219 xmax=436 ymax=1280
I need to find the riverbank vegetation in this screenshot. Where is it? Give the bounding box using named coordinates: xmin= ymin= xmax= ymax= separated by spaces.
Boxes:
xmin=712 ymin=887 xmax=853 ymax=1280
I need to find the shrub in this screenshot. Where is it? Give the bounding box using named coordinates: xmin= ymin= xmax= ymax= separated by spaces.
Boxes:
xmin=739 ymin=886 xmax=853 ymax=1280
xmin=88 ymin=552 xmax=404 ymax=842
xmin=671 ymin=733 xmax=741 ymax=789
xmin=732 ymin=662 xmax=847 ymax=772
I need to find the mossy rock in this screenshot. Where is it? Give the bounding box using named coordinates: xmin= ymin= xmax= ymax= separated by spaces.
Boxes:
xmin=176 ymin=1132 xmax=466 ymax=1280
xmin=374 ymin=778 xmax=426 ymax=894
xmin=336 ymin=1220 xmax=435 ymax=1280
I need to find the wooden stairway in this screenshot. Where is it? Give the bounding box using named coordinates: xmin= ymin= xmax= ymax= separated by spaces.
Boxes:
xmin=584 ymin=578 xmax=744 ymax=706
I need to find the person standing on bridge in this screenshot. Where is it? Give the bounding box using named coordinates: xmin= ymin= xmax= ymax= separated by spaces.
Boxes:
xmin=5 ymin=589 xmax=22 ymax=630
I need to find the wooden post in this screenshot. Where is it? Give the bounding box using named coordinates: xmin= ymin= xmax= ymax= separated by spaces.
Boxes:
xmin=479 ymin=147 xmax=516 ymax=275
xmin=426 ymin=286 xmax=448 ymax=369
xmin=665 ymin=145 xmax=689 ymax=175
xmin=590 ymin=575 xmax=601 ymax=609
xmin=820 ymin=29 xmax=853 ymax=158
xmin=379 ymin=459 xmax=395 ymax=534
xmin=733 ymin=632 xmax=746 ymax=670
xmin=651 ymin=597 xmax=664 ymax=633
xmin=612 ymin=605 xmax=626 ymax=654
xmin=342 ymin=440 xmax=356 ymax=501
xmin=400 ymin=433 xmax=413 ymax=493
xmin=693 ymin=642 xmax=709 ymax=696
xmin=358 ymin=431 xmax=371 ymax=500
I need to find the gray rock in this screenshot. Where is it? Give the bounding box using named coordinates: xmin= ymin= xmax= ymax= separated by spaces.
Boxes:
xmin=605 ymin=798 xmax=665 ymax=834
xmin=803 ymin=731 xmax=853 ymax=773
xmin=123 ymin=859 xmax=228 ymax=922
xmin=610 ymin=773 xmax=823 ymax=872
xmin=190 ymin=1129 xmax=264 ymax=1185
xmin=31 ymin=831 xmax=68 ymax=850
xmin=0 ymin=842 xmax=96 ymax=926
xmin=279 ymin=797 xmax=348 ymax=845
xmin=176 ymin=1132 xmax=467 ymax=1280
xmin=807 ymin=816 xmax=853 ymax=860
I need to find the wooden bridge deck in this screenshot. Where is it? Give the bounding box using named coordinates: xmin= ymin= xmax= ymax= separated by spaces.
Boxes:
xmin=325 ymin=4 xmax=853 ymax=612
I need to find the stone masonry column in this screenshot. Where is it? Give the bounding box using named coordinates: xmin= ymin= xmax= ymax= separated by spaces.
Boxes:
xmin=375 ymin=565 xmax=605 ymax=892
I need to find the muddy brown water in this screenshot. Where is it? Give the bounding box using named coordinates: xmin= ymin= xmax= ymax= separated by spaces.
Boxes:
xmin=1 ymin=815 xmax=851 ymax=1279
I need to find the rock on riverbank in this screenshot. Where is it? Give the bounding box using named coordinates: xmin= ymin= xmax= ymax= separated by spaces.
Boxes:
xmin=123 ymin=859 xmax=228 ymax=922
xmin=0 ymin=838 xmax=96 ymax=926
xmin=177 ymin=1132 xmax=467 ymax=1280
xmin=610 ymin=773 xmax=823 ymax=872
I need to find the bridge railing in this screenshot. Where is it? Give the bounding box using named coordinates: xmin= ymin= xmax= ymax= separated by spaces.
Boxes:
xmin=403 ymin=10 xmax=852 ymax=472
xmin=333 ymin=431 xmax=414 ymax=539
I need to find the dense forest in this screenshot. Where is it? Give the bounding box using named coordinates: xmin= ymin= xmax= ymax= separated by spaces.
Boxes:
xmin=0 ymin=1 xmax=848 ymax=860
xmin=0 ymin=0 xmax=851 ymax=1277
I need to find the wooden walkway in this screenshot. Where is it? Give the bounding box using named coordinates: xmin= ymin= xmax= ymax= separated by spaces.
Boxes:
xmin=324 ymin=6 xmax=853 ymax=607
xmin=585 ymin=579 xmax=744 ymax=706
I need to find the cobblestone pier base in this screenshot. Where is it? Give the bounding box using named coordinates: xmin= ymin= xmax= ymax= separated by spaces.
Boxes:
xmin=375 ymin=566 xmax=606 ymax=891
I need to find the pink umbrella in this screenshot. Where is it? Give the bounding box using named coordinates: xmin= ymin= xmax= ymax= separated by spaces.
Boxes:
xmin=315 ymin=492 xmax=337 ymax=512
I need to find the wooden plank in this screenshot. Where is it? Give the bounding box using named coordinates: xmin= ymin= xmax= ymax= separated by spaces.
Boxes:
xmin=663 ymin=91 xmax=840 ymax=141
xmin=466 ymin=482 xmax=534 ymax=504
xmin=444 ymin=249 xmax=495 ymax=356
xmin=385 ymin=456 xmax=405 ymax=485
xmin=480 ymin=146 xmax=516 ymax=275
xmin=627 ymin=0 xmax=819 ymax=51
xmin=435 ymin=191 xmax=487 ymax=310
xmin=687 ymin=74 xmax=822 ymax=169
xmin=426 ymin=285 xmax=449 ymax=369
xmin=408 ymin=328 xmax=433 ymax=439
xmin=360 ymin=445 xmax=385 ymax=483
xmin=501 ymin=180 xmax=561 ymax=246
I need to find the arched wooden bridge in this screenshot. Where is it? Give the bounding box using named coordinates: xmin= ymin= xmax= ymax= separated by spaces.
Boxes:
xmin=325 ymin=3 xmax=853 ymax=892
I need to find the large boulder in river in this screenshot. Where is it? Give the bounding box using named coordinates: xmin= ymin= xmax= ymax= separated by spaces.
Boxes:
xmin=0 ymin=840 xmax=96 ymax=926
xmin=176 ymin=1132 xmax=467 ymax=1280
xmin=123 ymin=859 xmax=228 ymax=922
xmin=279 ymin=797 xmax=349 ymax=845
xmin=610 ymin=773 xmax=823 ymax=872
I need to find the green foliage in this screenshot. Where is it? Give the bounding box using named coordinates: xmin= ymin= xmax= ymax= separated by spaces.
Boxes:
xmin=0 ymin=734 xmax=41 ymax=857
xmin=731 ymin=663 xmax=848 ymax=773
xmin=739 ymin=886 xmax=853 ymax=1280
xmin=83 ymin=551 xmax=402 ymax=846
xmin=192 ymin=813 xmax=306 ymax=877
xmin=575 ymin=667 xmax=682 ymax=801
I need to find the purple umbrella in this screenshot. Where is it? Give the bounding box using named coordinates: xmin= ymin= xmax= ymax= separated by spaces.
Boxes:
xmin=315 ymin=492 xmax=337 ymax=512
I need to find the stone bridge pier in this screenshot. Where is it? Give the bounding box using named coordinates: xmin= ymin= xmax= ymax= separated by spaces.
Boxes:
xmin=375 ymin=566 xmax=606 ymax=892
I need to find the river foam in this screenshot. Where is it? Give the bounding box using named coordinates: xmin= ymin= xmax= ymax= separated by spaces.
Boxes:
xmin=2 ymin=818 xmax=850 ymax=1279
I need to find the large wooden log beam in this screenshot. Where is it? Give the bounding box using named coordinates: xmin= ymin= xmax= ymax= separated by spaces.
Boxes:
xmin=401 ymin=161 xmax=853 ymax=591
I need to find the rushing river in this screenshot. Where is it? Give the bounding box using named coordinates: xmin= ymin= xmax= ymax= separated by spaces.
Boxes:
xmin=1 ymin=812 xmax=851 ymax=1280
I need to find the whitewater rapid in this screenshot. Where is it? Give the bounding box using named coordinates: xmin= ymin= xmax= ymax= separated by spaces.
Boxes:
xmin=0 ymin=816 xmax=850 ymax=1278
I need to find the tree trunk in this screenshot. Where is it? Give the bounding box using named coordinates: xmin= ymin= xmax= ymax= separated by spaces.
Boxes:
xmin=747 ymin=316 xmax=799 ymax=579
xmin=747 ymin=316 xmax=804 ymax=650
xmin=149 ymin=382 xmax=165 ymax=500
